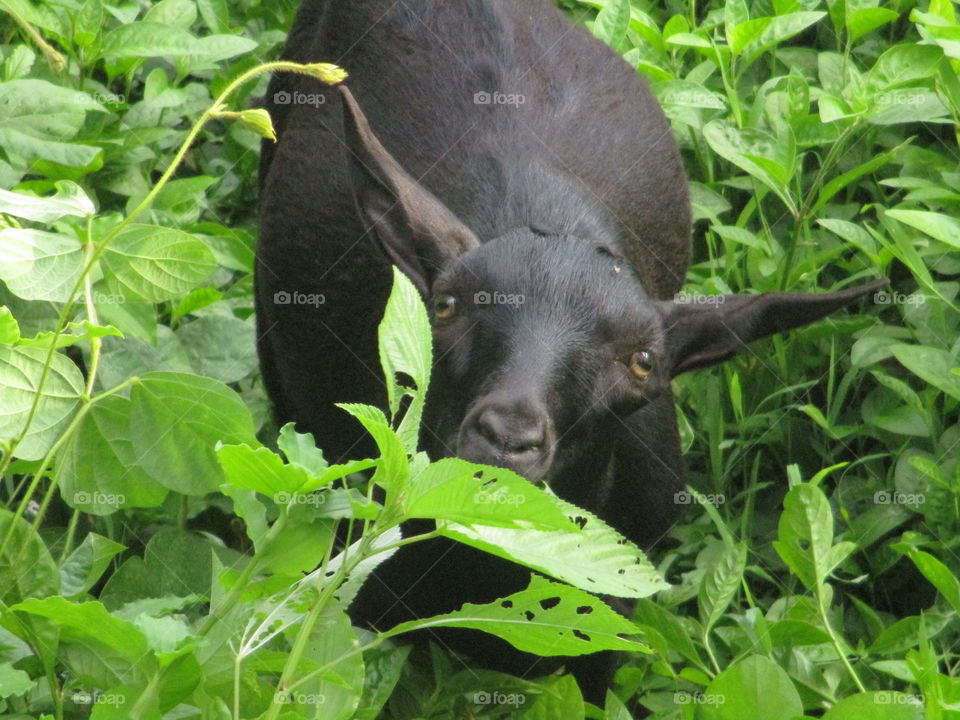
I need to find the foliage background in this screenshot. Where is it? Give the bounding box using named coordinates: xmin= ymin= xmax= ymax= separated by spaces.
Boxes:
xmin=0 ymin=0 xmax=958 ymax=718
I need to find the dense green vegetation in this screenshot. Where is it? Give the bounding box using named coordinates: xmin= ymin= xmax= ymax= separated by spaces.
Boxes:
xmin=0 ymin=0 xmax=958 ymax=718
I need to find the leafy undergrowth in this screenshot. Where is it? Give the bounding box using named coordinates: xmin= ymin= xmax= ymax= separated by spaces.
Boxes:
xmin=0 ymin=0 xmax=958 ymax=719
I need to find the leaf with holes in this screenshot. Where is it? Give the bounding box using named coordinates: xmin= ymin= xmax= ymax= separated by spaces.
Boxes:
xmin=438 ymin=497 xmax=667 ymax=598
xmin=383 ymin=574 xmax=647 ymax=656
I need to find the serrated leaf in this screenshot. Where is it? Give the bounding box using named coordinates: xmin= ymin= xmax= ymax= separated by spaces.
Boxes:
xmin=378 ymin=267 xmax=432 ymax=453
xmin=405 ymin=457 xmax=576 ymax=530
xmin=383 ymin=575 xmax=647 ymax=656
xmin=439 ymin=496 xmax=667 ymax=598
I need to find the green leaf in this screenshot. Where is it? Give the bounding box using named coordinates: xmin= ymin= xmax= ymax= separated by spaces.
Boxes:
xmin=592 ymin=0 xmax=631 ymax=48
xmin=291 ymin=603 xmax=363 ymax=720
xmin=12 ymin=597 xmax=153 ymax=679
xmin=175 ymin=314 xmax=257 ymax=383
xmin=217 ymin=443 xmax=311 ymax=499
xmin=885 ymin=209 xmax=960 ymax=249
xmin=868 ymin=89 xmax=950 ymax=125
xmin=773 ymin=483 xmax=853 ymax=591
xmin=19 ymin=320 xmax=123 ymax=351
xmin=698 ymin=655 xmax=803 ymax=720
xmin=741 ymin=12 xmax=826 ymax=68
xmin=277 ymin=423 xmax=329 ymax=475
xmin=703 ymin=120 xmax=797 ymax=214
xmin=0 ymin=307 xmax=20 ymax=344
xmin=889 ymin=344 xmax=960 ymax=401
xmin=100 ymin=23 xmax=200 ymax=58
xmin=103 ymin=225 xmax=217 ymax=303
xmin=848 ymin=7 xmax=899 ymax=42
xmin=337 ymin=403 xmax=409 ymax=495
xmin=383 ymin=575 xmax=647 ymax=656
xmin=379 ymin=267 xmax=432 ymax=453
xmin=904 ymin=549 xmax=960 ymax=615
xmin=0 ymin=228 xmax=84 ymax=302
xmin=0 ymin=508 xmax=59 ymax=606
xmin=868 ymin=44 xmax=945 ymax=89
xmin=821 ymin=692 xmax=923 ymax=719
xmin=0 ymin=661 xmax=33 ymax=698
xmin=699 ymin=543 xmax=747 ymax=634
xmin=811 ymin=140 xmax=911 ymax=215
xmin=405 ymin=457 xmax=576 ymax=530
xmin=129 ymin=372 xmax=257 ymax=494
xmin=439 ymin=496 xmax=667 ymax=598
xmin=59 ymin=533 xmax=126 ymax=598
xmin=0 ymin=345 xmax=84 ymax=461
xmin=0 ymin=181 xmax=95 ymax=223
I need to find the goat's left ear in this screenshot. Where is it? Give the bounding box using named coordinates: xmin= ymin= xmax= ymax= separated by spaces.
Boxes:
xmin=659 ymin=278 xmax=887 ymax=377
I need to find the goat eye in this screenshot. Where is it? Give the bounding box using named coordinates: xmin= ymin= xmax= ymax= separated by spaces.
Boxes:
xmin=629 ymin=350 xmax=654 ymax=381
xmin=434 ymin=295 xmax=457 ymax=319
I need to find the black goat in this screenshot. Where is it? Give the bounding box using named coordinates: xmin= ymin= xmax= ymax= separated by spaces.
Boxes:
xmin=256 ymin=0 xmax=882 ymax=702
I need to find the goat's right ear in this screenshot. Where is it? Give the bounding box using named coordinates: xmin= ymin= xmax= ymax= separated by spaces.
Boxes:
xmin=339 ymin=86 xmax=479 ymax=296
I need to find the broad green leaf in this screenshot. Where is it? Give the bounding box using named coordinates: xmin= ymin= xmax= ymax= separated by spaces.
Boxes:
xmin=652 ymin=80 xmax=727 ymax=109
xmin=439 ymin=497 xmax=667 ymax=598
xmin=725 ymin=0 xmax=751 ymax=45
xmin=54 ymin=395 xmax=167 ymax=515
xmin=59 ymin=533 xmax=126 ymax=598
xmin=129 ymin=372 xmax=257 ymax=494
xmin=868 ymin=89 xmax=950 ymax=125
xmin=741 ymin=12 xmax=826 ymax=68
xmin=811 ymin=140 xmax=911 ymax=215
xmin=0 ymin=661 xmax=33 ymax=698
xmin=99 ymin=23 xmax=200 ymax=58
xmin=0 ymin=181 xmax=94 ymax=223
xmin=848 ymin=7 xmax=899 ymax=42
xmin=383 ymin=575 xmax=647 ymax=656
xmin=731 ymin=17 xmax=772 ymax=56
xmin=633 ymin=598 xmax=707 ymax=669
xmin=868 ymin=44 xmax=945 ymax=89
xmin=703 ymin=120 xmax=797 ymax=214
xmin=175 ymin=314 xmax=257 ymax=383
xmin=0 ymin=345 xmax=84 ymax=461
xmin=379 ymin=267 xmax=431 ymax=453
xmin=353 ymin=644 xmax=411 ymax=720
xmin=773 ymin=483 xmax=853 ymax=591
xmin=12 ymin=597 xmax=154 ymax=684
xmin=886 ymin=209 xmax=960 ymax=249
xmin=699 ymin=655 xmax=803 ymax=720
xmin=0 ymin=228 xmax=84 ymax=302
xmin=0 ymin=508 xmax=59 ymax=605
xmin=889 ymin=344 xmax=960 ymax=401
xmin=604 ymin=691 xmax=634 ymax=720
xmin=699 ymin=543 xmax=747 ymax=634
xmin=217 ymin=443 xmax=311 ymax=499
xmin=821 ymin=692 xmax=923 ymax=719
xmin=0 ymin=307 xmax=20 ymax=344
xmin=405 ymin=457 xmax=575 ymax=530
xmin=103 ymin=225 xmax=217 ymax=303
